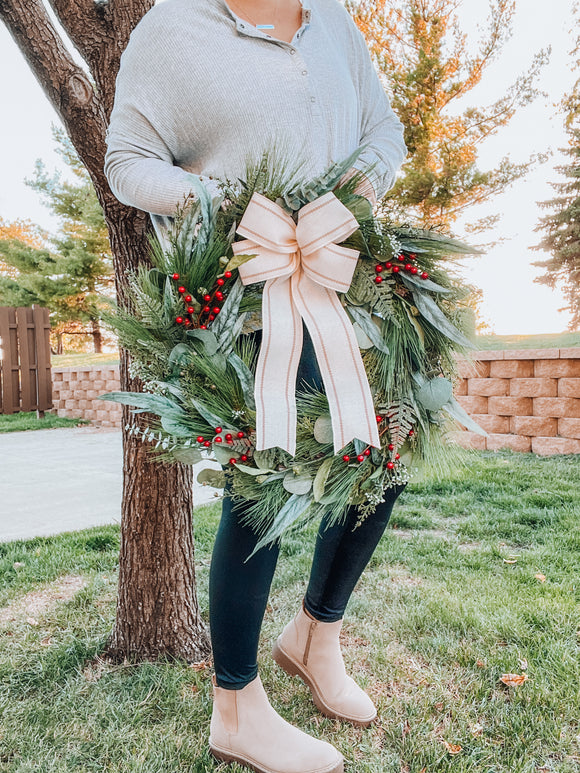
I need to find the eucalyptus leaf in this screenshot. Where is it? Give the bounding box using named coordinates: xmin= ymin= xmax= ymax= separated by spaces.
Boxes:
xmin=416 ymin=378 xmax=454 ymax=412
xmin=283 ymin=471 xmax=313 ymax=495
xmin=441 ymin=396 xmax=488 ymax=436
xmin=161 ymin=414 xmax=193 ymax=437
xmin=224 ymin=253 xmax=257 ymax=273
xmin=171 ymin=447 xmax=203 ymax=465
xmin=313 ymin=457 xmax=333 ymax=502
xmin=212 ymin=441 xmax=237 ymax=465
xmin=314 ymin=415 xmax=334 ymax=445
xmin=405 ymin=305 xmax=425 ymax=348
xmin=400 ymin=271 xmax=451 ymax=295
xmin=234 ymin=463 xmax=275 ymax=476
xmin=186 ymin=328 xmax=218 ymax=356
xmin=196 ymin=468 xmax=226 ymax=488
xmin=168 ymin=343 xmax=194 ymax=370
xmin=228 ymin=352 xmax=256 ymax=409
xmin=244 ymin=493 xmax=312 ymax=561
xmin=348 ymin=306 xmax=389 ymax=354
xmin=412 ymin=291 xmax=474 ymax=349
xmin=352 ymin=322 xmax=373 ymax=349
xmin=190 ymin=398 xmax=225 ymax=429
xmin=353 ymin=438 xmax=366 ymax=456
xmin=97 ymin=391 xmax=184 ymax=417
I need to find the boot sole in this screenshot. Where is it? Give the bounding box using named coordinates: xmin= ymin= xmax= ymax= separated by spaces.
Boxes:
xmin=209 ymin=742 xmax=344 ymax=773
xmin=272 ymin=640 xmax=377 ymax=728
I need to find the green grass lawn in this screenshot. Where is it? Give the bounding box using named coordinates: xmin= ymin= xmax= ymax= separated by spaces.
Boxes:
xmin=0 ymin=411 xmax=90 ymax=433
xmin=51 ymin=352 xmax=121 ymax=367
xmin=476 ymin=332 xmax=580 ymax=351
xmin=1 ymin=451 xmax=579 ymax=772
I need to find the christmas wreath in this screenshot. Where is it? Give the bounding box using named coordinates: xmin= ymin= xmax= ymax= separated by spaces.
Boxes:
xmin=100 ymin=150 xmax=485 ymax=555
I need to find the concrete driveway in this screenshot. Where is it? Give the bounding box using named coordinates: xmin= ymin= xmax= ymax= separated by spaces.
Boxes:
xmin=0 ymin=425 xmax=223 ymax=543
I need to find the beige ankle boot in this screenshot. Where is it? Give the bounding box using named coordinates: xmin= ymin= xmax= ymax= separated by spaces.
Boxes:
xmin=272 ymin=602 xmax=377 ymax=727
xmin=209 ymin=673 xmax=344 ymax=773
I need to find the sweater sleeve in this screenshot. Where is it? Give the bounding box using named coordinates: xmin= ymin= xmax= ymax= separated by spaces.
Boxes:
xmin=103 ymin=21 xmax=218 ymax=216
xmin=345 ymin=18 xmax=407 ymax=200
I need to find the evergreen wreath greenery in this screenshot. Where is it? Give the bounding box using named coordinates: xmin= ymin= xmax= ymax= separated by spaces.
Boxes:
xmin=99 ymin=149 xmax=485 ymax=555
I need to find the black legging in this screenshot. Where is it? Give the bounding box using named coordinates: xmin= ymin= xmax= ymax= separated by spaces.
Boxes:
xmin=209 ymin=483 xmax=404 ymax=689
xmin=208 ymin=324 xmax=405 ymax=689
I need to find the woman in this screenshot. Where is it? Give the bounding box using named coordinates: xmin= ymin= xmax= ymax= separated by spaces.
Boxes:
xmin=104 ymin=1 xmax=407 ymax=771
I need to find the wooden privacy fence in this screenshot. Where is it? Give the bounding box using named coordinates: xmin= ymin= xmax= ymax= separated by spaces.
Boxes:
xmin=0 ymin=305 xmax=53 ymax=416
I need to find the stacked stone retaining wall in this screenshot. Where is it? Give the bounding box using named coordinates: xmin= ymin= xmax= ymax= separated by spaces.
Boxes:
xmin=453 ymin=348 xmax=580 ymax=455
xmin=51 ymin=365 xmax=121 ymax=428
xmin=51 ymin=350 xmax=580 ymax=454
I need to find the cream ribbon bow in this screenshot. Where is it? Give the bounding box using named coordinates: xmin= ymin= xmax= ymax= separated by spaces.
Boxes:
xmin=232 ymin=191 xmax=380 ymax=456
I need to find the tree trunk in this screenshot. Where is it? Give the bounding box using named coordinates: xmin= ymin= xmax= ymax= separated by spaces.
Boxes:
xmin=0 ymin=0 xmax=210 ymax=662
xmin=90 ymin=316 xmax=103 ymax=353
xmin=106 ymin=353 xmax=206 ymax=663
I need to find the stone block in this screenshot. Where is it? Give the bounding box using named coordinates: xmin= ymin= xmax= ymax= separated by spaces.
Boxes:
xmin=504 ymin=348 xmax=559 ymax=360
xmin=558 ymin=379 xmax=580 ymax=398
xmin=77 ymin=399 xmax=88 ymax=410
xmin=558 ymin=418 xmax=580 ymax=439
xmin=468 ymin=378 xmax=509 ymax=396
xmin=86 ymin=390 xmax=99 ymax=400
xmin=454 ymin=379 xmax=468 ymax=396
xmin=532 ymin=436 xmax=580 ymax=455
xmin=456 ymin=359 xmax=491 ymax=378
xmin=559 ymin=348 xmax=580 ymax=359
xmin=105 ymin=379 xmax=120 ymax=391
xmin=474 ymin=350 xmax=503 ymax=361
xmin=509 ymin=378 xmax=557 ymax=397
xmin=471 ymin=414 xmax=510 ymax=433
xmin=534 ymin=359 xmax=580 ymax=378
xmin=64 ymin=399 xmax=78 ymax=410
xmin=533 ymin=397 xmax=580 ymax=418
xmin=489 ymin=360 xmax=534 ymax=378
xmin=488 ymin=396 xmax=532 ymax=416
xmin=487 ymin=434 xmax=532 ymax=453
xmin=456 ymin=395 xmax=488 ymax=414
xmin=449 ymin=431 xmax=487 ymax=450
xmin=510 ymin=416 xmax=558 ymax=437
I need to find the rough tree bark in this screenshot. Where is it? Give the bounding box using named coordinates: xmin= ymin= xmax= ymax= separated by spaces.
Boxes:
xmin=0 ymin=0 xmax=210 ymax=662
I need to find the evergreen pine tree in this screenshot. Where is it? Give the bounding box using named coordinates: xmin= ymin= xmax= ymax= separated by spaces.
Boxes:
xmin=533 ymin=98 xmax=580 ymax=329
xmin=0 ymin=126 xmax=114 ymax=353
xmin=347 ymin=0 xmax=549 ymax=232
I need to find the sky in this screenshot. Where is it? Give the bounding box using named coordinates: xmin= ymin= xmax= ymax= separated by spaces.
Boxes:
xmin=0 ymin=0 xmax=578 ymax=335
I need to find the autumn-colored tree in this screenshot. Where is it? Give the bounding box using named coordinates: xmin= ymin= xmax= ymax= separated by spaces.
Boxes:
xmin=346 ymin=0 xmax=549 ymax=231
xmin=533 ymin=64 xmax=580 ymax=329
xmin=0 ymin=0 xmax=209 ymax=662
xmin=0 ymin=126 xmax=115 ymax=354
xmin=0 ymin=217 xmax=45 ymax=277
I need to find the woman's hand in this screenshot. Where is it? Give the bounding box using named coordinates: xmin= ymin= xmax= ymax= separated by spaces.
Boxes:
xmin=338 ymin=168 xmax=377 ymax=206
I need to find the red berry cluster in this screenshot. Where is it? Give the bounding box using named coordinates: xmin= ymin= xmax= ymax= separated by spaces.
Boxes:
xmin=341 ymin=419 xmax=415 ymax=470
xmin=171 ymin=271 xmax=233 ymax=328
xmin=196 ymin=429 xmax=250 ymax=465
xmin=374 ymin=252 xmax=429 ymax=284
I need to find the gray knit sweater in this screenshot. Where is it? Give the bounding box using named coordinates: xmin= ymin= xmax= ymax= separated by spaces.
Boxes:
xmin=104 ymin=0 xmax=407 ymax=244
